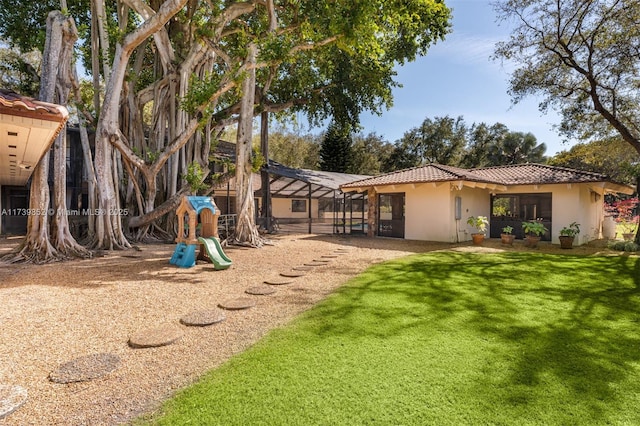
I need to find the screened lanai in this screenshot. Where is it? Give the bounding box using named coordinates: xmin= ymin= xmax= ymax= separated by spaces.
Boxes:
xmin=258 ymin=161 xmax=370 ymax=235
xmin=208 ymin=141 xmax=370 ymax=236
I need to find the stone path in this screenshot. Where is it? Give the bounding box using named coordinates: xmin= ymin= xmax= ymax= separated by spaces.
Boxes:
xmin=180 ymin=309 xmax=227 ymax=327
xmin=245 ymin=285 xmax=277 ymax=295
xmin=264 ymin=278 xmax=294 ymax=285
xmin=0 ymin=385 xmax=27 ymax=420
xmin=128 ymin=325 xmax=184 ymax=348
xmin=49 ymin=353 xmax=120 ymax=384
xmin=218 ymin=297 xmax=256 ymax=310
xmin=3 ymin=245 xmax=353 ymax=419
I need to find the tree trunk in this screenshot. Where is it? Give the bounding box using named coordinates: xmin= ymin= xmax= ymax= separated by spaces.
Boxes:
xmin=5 ymin=11 xmax=72 ymax=263
xmin=50 ymin=14 xmax=91 ymax=258
xmin=233 ymin=43 xmax=263 ymax=247
xmin=634 ymin=175 xmax=640 ymax=245
xmin=90 ymin=0 xmax=187 ymax=250
xmin=367 ymin=187 xmax=378 ymax=238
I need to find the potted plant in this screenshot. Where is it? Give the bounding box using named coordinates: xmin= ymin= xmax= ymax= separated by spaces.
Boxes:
xmin=467 ymin=215 xmax=489 ymax=245
xmin=522 ymin=221 xmax=548 ymax=248
xmin=558 ymin=222 xmax=580 ymax=249
xmin=619 ymin=220 xmax=637 ymax=241
xmin=500 ymin=225 xmax=515 ymax=245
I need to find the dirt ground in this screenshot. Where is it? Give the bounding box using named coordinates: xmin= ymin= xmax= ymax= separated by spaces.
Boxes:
xmin=0 ymin=234 xmax=623 ymax=425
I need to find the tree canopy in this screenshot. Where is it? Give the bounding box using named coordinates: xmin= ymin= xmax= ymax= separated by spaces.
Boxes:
xmin=385 ymin=115 xmax=547 ymax=170
xmin=0 ymin=0 xmax=453 ymax=257
xmin=549 ymin=138 xmax=640 ymax=185
xmin=494 ymin=0 xmax=640 ymax=242
xmin=494 ymin=0 xmax=640 ymax=155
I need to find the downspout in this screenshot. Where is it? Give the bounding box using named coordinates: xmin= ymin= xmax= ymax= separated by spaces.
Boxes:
xmin=308 ymin=182 xmax=312 ymax=234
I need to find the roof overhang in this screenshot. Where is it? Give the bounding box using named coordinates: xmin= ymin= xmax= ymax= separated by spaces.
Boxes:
xmin=588 ymin=181 xmax=635 ymax=196
xmin=0 ymin=93 xmax=69 ymax=186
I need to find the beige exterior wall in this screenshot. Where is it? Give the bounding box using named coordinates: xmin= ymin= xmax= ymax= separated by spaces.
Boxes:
xmin=271 ymin=197 xmax=319 ymax=219
xmin=498 ymin=183 xmax=603 ymax=246
xmin=403 ymin=183 xmax=453 ymax=242
xmin=392 ymin=183 xmax=491 ymax=242
xmin=457 ymin=186 xmax=492 ymax=242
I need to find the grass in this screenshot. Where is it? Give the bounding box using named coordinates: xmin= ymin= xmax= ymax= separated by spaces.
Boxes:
xmin=144 ymin=252 xmax=640 ymax=425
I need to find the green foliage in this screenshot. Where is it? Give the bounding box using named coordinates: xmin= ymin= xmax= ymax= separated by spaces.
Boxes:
xmin=549 ymin=137 xmax=640 ymax=185
xmin=502 ymin=225 xmax=513 ymax=234
xmin=385 ymin=116 xmax=547 ymax=170
xmin=182 ymin=162 xmax=208 ymax=194
xmin=319 ymin=121 xmax=353 ymax=172
xmin=487 ymin=131 xmax=546 ymax=165
xmin=559 ymin=222 xmax=580 ymax=237
xmin=251 ymin=148 xmax=265 ymax=173
xmin=393 ymin=115 xmax=467 ymax=167
xmin=608 ymin=240 xmax=639 ymax=252
xmin=145 ymin=252 xmax=640 ymax=425
xmin=522 ymin=220 xmax=548 ymax=236
xmin=266 ymin=126 xmax=321 ymax=169
xmin=467 ymin=215 xmax=489 ymax=234
xmin=0 ymin=45 xmax=41 ymax=96
xmin=494 ymin=0 xmax=640 ymax=157
xmin=349 ymin=132 xmax=394 ymax=175
xmin=145 ymin=150 xmax=159 ymax=165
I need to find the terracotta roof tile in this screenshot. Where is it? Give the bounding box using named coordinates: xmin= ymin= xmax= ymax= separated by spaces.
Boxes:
xmin=0 ymin=89 xmax=69 ymax=121
xmin=342 ymin=164 xmax=502 ymax=188
xmin=341 ymin=163 xmax=620 ymax=190
xmin=471 ymin=163 xmax=609 ymax=185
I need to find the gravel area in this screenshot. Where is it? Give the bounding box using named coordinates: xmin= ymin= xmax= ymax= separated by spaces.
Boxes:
xmin=0 ymin=234 xmax=617 ymax=425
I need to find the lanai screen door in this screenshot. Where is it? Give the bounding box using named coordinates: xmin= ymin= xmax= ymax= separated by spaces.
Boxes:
xmin=378 ymin=193 xmax=405 ymax=238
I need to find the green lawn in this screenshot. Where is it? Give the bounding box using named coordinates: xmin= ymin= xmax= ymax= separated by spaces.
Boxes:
xmin=144 ymin=252 xmax=640 ymax=425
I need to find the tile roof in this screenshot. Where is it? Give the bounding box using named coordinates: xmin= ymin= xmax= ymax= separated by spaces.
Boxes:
xmin=0 ymin=89 xmax=69 ymax=122
xmin=470 ymin=163 xmax=609 ymax=185
xmin=341 ymin=163 xmax=628 ymax=190
xmin=341 ymin=163 xmax=502 ymax=188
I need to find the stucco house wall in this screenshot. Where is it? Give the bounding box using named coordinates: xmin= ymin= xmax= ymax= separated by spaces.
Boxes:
xmin=271 ymin=197 xmax=319 ymax=219
xmin=457 ymin=186 xmax=492 ymax=242
xmin=403 ymin=183 xmax=452 ymax=242
xmin=340 ymin=163 xmax=633 ymax=246
xmin=498 ymin=183 xmax=603 ymax=245
xmin=391 ymin=183 xmax=491 ymax=243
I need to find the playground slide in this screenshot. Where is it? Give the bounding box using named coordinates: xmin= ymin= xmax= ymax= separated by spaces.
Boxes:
xmin=197 ymin=237 xmax=232 ymax=270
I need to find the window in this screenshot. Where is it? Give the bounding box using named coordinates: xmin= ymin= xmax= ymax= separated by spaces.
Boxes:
xmin=292 ymin=199 xmax=307 ymax=213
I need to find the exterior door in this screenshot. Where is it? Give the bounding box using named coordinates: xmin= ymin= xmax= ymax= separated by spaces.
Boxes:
xmin=378 ymin=193 xmax=405 ymax=238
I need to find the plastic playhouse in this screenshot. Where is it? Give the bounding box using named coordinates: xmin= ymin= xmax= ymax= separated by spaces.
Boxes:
xmin=169 ymin=196 xmax=232 ymax=269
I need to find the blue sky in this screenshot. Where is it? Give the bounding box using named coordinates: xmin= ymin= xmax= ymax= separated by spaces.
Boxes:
xmin=357 ymin=0 xmax=572 ymax=156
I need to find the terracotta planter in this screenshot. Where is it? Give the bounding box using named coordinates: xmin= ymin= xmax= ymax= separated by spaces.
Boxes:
xmin=500 ymin=234 xmax=515 ymax=246
xmin=558 ymin=235 xmax=575 ymax=249
xmin=524 ymin=235 xmax=541 ymax=248
xmin=471 ymin=233 xmax=485 ymax=246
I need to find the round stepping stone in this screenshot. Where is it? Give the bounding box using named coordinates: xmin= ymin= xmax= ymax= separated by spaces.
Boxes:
xmin=180 ymin=309 xmax=226 ymax=327
xmin=0 ymin=385 xmax=27 ymax=420
xmin=264 ymin=278 xmax=294 ymax=285
xmin=304 ymin=262 xmax=328 ymax=267
xmin=244 ymin=284 xmax=276 ymax=296
xmin=49 ymin=353 xmax=120 ymax=384
xmin=245 ymin=285 xmax=276 ymax=295
xmin=128 ymin=325 xmax=183 ymax=348
xmin=280 ymin=271 xmax=306 ymax=278
xmin=292 ymin=266 xmax=313 ymax=271
xmin=218 ymin=297 xmax=256 ymax=310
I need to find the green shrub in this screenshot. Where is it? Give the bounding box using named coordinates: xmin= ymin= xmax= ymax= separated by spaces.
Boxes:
xmin=608 ymin=240 xmax=640 ymax=252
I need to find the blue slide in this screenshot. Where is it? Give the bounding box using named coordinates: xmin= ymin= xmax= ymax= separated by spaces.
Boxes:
xmin=197 ymin=237 xmax=232 ymax=270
